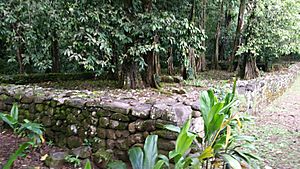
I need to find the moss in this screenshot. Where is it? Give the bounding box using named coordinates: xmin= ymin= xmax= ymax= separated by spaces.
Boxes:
xmin=110 ymin=113 xmax=130 ymax=122
xmin=35 ymin=104 xmax=44 ymax=112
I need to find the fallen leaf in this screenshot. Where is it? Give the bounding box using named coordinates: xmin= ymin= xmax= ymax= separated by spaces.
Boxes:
xmin=40 ymin=154 xmax=48 ymax=161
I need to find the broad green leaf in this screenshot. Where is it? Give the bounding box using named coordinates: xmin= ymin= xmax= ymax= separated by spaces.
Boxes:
xmin=175 ymin=118 xmax=197 ymax=156
xmin=143 ymin=135 xmax=158 ymax=169
xmin=221 ymin=154 xmax=242 ymax=169
xmin=128 ymin=147 xmax=144 ymax=169
xmin=10 ymin=103 xmax=18 ymax=121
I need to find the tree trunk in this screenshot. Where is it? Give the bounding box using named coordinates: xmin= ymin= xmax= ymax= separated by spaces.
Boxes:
xmin=121 ymin=61 xmax=143 ymax=89
xmin=220 ymin=2 xmax=233 ymax=61
xmin=244 ymin=56 xmax=260 ymax=79
xmin=51 ymin=30 xmax=60 ymax=73
xmin=228 ymin=0 xmax=246 ymax=71
xmin=16 ymin=45 xmax=25 ymax=74
xmin=212 ymin=0 xmax=224 ymax=70
xmin=167 ymin=47 xmax=174 ymax=75
xmin=182 ymin=47 xmax=196 ymax=80
xmin=196 ymin=0 xmax=207 ymax=72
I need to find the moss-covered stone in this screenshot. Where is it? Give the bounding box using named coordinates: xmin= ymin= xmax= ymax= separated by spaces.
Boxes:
xmin=35 ymin=104 xmax=44 ymax=112
xmin=0 ymin=94 xmax=9 ymax=101
xmin=111 ymin=113 xmax=130 ymax=122
xmin=96 ymin=110 xmax=111 ymax=117
xmin=41 ymin=116 xmax=52 ymax=127
xmin=66 ymin=114 xmax=76 ymax=124
xmin=67 ymin=136 xmax=82 ymax=148
xmin=50 ymin=100 xmax=57 ymax=107
xmin=109 ymin=120 xmax=128 ymax=130
xmin=136 ymin=120 xmax=156 ymax=131
xmin=99 ymin=117 xmax=110 ymax=128
xmin=151 ymin=130 xmax=178 ymax=140
xmin=96 ymin=128 xmax=107 ymax=139
xmin=93 ymin=149 xmax=112 ymax=168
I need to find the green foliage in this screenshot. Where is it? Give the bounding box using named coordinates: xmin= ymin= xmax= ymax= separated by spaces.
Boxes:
xmin=0 ymin=103 xmax=19 ymax=130
xmin=0 ymin=104 xmax=45 ymax=168
xmin=65 ymin=155 xmax=81 ymax=168
xmin=107 ymin=160 xmax=127 ymax=169
xmin=84 ymin=159 xmax=92 ymax=169
xmin=128 ymin=135 xmax=168 ymax=169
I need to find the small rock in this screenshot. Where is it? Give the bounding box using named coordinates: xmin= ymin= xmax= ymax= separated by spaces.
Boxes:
xmin=45 ymin=151 xmax=69 ymax=168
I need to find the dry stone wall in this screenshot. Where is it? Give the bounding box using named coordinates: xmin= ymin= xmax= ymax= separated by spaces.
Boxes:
xmin=0 ymin=85 xmax=203 ymax=161
xmin=0 ymin=62 xmax=299 ymax=161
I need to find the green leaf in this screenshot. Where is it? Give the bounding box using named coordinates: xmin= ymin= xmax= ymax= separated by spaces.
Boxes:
xmin=221 ymin=154 xmax=242 ymax=169
xmin=175 ymin=118 xmax=197 ymax=156
xmin=84 ymin=159 xmax=92 ymax=169
xmin=0 ymin=113 xmax=17 ymax=129
xmin=10 ymin=103 xmax=18 ymax=121
xmin=164 ymin=124 xmax=181 ymax=133
xmin=198 ymin=146 xmax=214 ymax=162
xmin=153 ymin=160 xmax=165 ymax=169
xmin=143 ymin=135 xmax=158 ymax=169
xmin=3 ymin=142 xmax=32 ymax=169
xmin=129 ymin=147 xmax=144 ymax=169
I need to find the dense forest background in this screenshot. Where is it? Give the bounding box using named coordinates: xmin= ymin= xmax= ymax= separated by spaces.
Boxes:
xmin=0 ymin=0 xmax=299 ymax=88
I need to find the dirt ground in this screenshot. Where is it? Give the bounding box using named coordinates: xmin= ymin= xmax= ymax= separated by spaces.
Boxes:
xmin=247 ymin=76 xmax=300 ymax=169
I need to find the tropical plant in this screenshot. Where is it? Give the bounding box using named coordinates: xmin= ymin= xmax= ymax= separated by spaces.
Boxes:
xmin=164 ymin=79 xmax=260 ymax=169
xmin=128 ymin=135 xmax=169 ymax=169
xmin=0 ymin=104 xmax=45 ymax=169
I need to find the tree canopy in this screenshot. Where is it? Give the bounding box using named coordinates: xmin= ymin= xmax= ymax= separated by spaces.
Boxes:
xmin=0 ymin=0 xmax=299 ymax=87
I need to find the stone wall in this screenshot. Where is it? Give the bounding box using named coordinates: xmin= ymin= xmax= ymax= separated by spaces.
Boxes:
xmin=0 ymin=85 xmax=203 ymax=161
xmin=236 ymin=62 xmax=300 ymax=114
xmin=0 ymin=62 xmax=299 ymax=161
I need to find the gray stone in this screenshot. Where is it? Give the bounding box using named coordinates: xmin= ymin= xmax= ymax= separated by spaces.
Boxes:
xmin=102 ymin=101 xmax=131 ymax=114
xmin=173 ymin=105 xmax=193 ymax=125
xmin=130 ymin=104 xmax=151 ymax=118
xmin=45 ymin=151 xmax=69 ymax=168
xmin=71 ymin=146 xmax=92 ymax=159
xmin=20 ymin=96 xmax=34 ymax=104
xmin=150 ymin=103 xmax=169 ymax=120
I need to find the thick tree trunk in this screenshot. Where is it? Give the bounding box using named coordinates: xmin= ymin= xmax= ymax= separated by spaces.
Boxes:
xmin=228 ymin=0 xmax=246 ymax=71
xmin=243 ymin=56 xmax=260 ymax=79
xmin=121 ymin=61 xmax=143 ymax=89
xmin=51 ymin=30 xmax=60 ymax=73
xmin=212 ymin=0 xmax=224 ymax=70
xmin=196 ymin=0 xmax=207 ymax=72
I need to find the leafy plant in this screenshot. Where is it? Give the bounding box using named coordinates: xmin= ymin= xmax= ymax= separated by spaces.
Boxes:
xmin=128 ymin=135 xmax=168 ymax=169
xmin=0 ymin=104 xmax=45 ymax=169
xmin=0 ymin=103 xmax=19 ymax=130
xmin=65 ymin=155 xmax=81 ymax=168
xmin=163 ymin=79 xmax=260 ymax=169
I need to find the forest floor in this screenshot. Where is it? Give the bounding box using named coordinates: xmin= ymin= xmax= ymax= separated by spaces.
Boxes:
xmin=246 ymin=76 xmax=300 ymax=169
